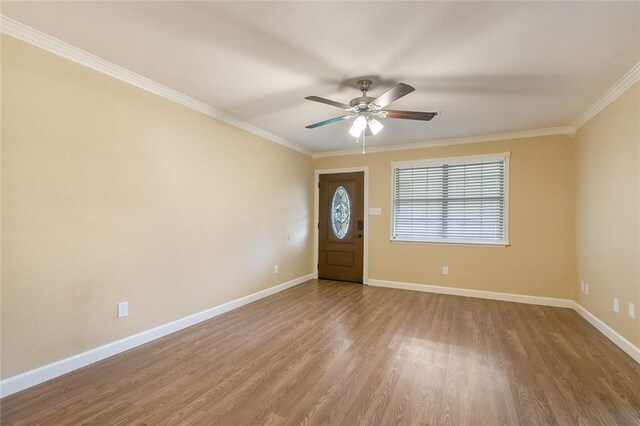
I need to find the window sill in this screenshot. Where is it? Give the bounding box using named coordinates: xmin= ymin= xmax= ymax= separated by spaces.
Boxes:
xmin=390 ymin=238 xmax=509 ymax=248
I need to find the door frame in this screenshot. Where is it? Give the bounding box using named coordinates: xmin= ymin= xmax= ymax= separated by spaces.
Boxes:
xmin=314 ymin=166 xmax=369 ymax=284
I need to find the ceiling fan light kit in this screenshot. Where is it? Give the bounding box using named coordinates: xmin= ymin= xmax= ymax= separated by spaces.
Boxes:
xmin=349 ymin=115 xmax=367 ymax=138
xmin=367 ymin=118 xmax=384 ymax=135
xmin=305 ymin=79 xmax=440 ymax=153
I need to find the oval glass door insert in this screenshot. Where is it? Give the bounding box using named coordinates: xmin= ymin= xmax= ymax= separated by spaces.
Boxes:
xmin=331 ymin=186 xmax=351 ymax=239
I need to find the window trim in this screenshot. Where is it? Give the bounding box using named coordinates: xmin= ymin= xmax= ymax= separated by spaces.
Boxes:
xmin=390 ymin=152 xmax=510 ymax=247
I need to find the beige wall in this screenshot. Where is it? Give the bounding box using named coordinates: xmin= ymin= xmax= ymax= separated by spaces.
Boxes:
xmin=2 ymin=27 xmax=636 ymax=382
xmin=1 ymin=35 xmax=313 ymax=378
xmin=314 ymin=135 xmax=577 ymax=299
xmin=576 ymin=82 xmax=639 ymax=348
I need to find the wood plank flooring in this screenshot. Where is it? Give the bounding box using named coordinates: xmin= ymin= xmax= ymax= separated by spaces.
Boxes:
xmin=2 ymin=280 xmax=639 ymax=425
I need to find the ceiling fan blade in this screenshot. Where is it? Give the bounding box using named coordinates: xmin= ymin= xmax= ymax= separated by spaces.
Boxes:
xmin=383 ymin=110 xmax=438 ymax=121
xmin=371 ymin=83 xmax=415 ymax=109
xmin=305 ymin=96 xmax=355 ymax=111
xmin=305 ymin=115 xmax=354 ymax=129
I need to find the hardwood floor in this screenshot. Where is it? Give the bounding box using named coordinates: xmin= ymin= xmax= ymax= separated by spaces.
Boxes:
xmin=2 ymin=279 xmax=639 ymax=425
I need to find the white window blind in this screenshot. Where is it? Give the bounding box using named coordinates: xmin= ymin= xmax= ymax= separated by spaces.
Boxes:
xmin=392 ymin=154 xmax=508 ymax=245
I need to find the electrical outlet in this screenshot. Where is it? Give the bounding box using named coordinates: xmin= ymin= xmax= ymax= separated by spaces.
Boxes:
xmin=613 ymin=298 xmax=619 ymax=313
xmin=580 ymin=281 xmax=585 ymax=293
xmin=273 ymin=264 xmax=279 ymax=274
xmin=442 ymin=266 xmax=449 ymax=275
xmin=629 ymin=303 xmax=635 ymax=319
xmin=117 ymin=301 xmax=129 ymax=318
xmin=584 ymin=283 xmax=589 ymax=295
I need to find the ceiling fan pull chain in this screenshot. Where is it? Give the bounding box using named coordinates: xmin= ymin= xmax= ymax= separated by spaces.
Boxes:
xmin=362 ymin=132 xmax=366 ymax=154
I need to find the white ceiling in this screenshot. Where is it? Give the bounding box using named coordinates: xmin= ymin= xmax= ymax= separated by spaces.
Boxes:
xmin=3 ymin=1 xmax=639 ymax=153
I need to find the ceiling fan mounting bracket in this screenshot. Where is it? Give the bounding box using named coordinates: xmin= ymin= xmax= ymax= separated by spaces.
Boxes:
xmin=356 ymin=79 xmax=372 ymax=93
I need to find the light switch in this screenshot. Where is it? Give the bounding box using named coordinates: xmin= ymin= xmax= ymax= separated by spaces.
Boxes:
xmin=369 ymin=207 xmax=382 ymax=215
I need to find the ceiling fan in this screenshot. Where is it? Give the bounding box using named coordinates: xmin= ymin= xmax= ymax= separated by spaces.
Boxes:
xmin=304 ymin=79 xmax=440 ymax=144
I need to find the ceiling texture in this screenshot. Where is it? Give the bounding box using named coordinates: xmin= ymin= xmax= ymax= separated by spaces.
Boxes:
xmin=3 ymin=1 xmax=639 ymax=153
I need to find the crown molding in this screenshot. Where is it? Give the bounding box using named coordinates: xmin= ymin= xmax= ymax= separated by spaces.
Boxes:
xmin=312 ymin=126 xmax=575 ymax=159
xmin=0 ymin=15 xmax=312 ymax=156
xmin=4 ymin=13 xmax=636 ymax=158
xmin=313 ymin=61 xmax=640 ymax=158
xmin=572 ymin=62 xmax=640 ymax=131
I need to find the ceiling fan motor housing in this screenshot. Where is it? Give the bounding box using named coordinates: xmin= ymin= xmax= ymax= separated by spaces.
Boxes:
xmin=349 ymin=96 xmax=375 ymax=109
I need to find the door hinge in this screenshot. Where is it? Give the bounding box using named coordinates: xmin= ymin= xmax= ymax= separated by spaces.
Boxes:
xmin=317 ymin=222 xmax=320 ymax=229
xmin=317 ymin=263 xmax=319 ymax=269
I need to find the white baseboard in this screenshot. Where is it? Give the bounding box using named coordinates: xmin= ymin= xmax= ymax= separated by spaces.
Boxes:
xmin=572 ymin=302 xmax=640 ymax=364
xmin=3 ymin=276 xmax=636 ymax=399
xmin=368 ymin=279 xmax=639 ymax=365
xmin=368 ymin=279 xmax=574 ymax=308
xmin=0 ymin=274 xmax=313 ymax=398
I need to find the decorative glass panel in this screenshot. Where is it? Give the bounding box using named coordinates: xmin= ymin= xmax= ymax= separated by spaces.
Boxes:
xmin=331 ymin=186 xmax=351 ymax=239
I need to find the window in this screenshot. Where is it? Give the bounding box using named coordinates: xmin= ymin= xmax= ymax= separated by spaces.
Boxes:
xmin=392 ymin=153 xmax=509 ymax=245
